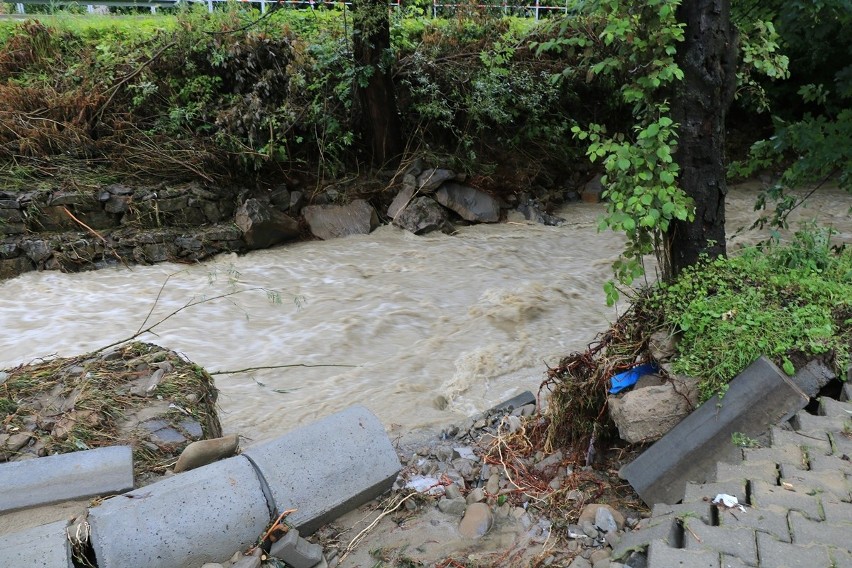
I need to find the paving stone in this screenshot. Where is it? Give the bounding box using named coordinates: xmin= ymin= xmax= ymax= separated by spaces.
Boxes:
xmin=683 ymin=518 xmax=758 ymax=567
xmin=819 ymin=397 xmax=852 ymax=420
xmin=807 ymin=454 xmax=852 ymax=475
xmin=829 ymin=430 xmax=852 ymax=457
xmin=750 ymin=480 xmax=823 ymax=520
xmin=743 ymin=445 xmax=806 ymax=470
xmin=713 ymin=460 xmax=778 ymax=484
xmin=651 ymin=501 xmax=714 ymax=526
xmin=830 ymin=546 xmax=852 ymax=568
xmin=682 ymin=481 xmax=746 ymax=506
xmin=779 ymin=464 xmax=851 ymax=501
xmin=646 ymin=539 xmax=719 ymax=568
xmin=720 ymin=555 xmax=750 ymax=568
xmin=610 ymin=518 xmax=680 ymax=561
xmin=755 ymin=531 xmax=831 ymax=568
xmin=823 ymin=500 xmax=852 ymax=523
xmin=788 ymin=510 xmax=852 ymax=549
xmin=841 ymin=382 xmax=852 ymax=403
xmin=770 ymin=426 xmax=832 ymax=455
xmin=793 ymin=411 xmax=848 ymax=438
xmin=717 ymin=504 xmax=791 ymax=542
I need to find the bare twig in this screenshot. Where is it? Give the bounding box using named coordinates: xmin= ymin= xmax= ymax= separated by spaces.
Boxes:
xmin=94 ymin=286 xmax=277 ymax=354
xmin=61 ymin=206 xmax=128 ymax=268
xmin=339 ymin=491 xmax=422 ymax=564
xmin=210 ymin=363 xmax=356 ymax=376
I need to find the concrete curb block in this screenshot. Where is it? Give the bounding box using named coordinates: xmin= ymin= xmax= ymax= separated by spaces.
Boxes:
xmin=0 ymin=445 xmax=134 ymax=513
xmin=622 ymin=356 xmax=809 ymax=505
xmin=0 ymin=519 xmax=73 ymax=568
xmin=88 ymin=455 xmax=270 ymax=568
xmin=242 ymin=405 xmax=402 ymax=534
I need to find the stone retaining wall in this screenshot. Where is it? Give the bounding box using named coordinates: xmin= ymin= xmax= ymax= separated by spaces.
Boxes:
xmin=0 ymin=181 xmax=247 ymax=279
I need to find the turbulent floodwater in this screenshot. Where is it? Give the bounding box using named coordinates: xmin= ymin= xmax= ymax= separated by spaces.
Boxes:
xmin=1 ymin=184 xmax=849 ymax=442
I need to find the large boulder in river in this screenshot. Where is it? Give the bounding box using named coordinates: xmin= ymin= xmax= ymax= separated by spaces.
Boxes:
xmin=388 ymin=183 xmax=416 ymax=220
xmin=416 ymin=168 xmax=456 ymax=194
xmin=393 ymin=196 xmax=454 ymax=235
xmin=235 ymin=198 xmax=300 ymax=250
xmin=303 ymin=199 xmax=378 ymax=240
xmin=608 ymin=376 xmax=699 ymax=444
xmin=434 ymin=183 xmax=501 ymax=223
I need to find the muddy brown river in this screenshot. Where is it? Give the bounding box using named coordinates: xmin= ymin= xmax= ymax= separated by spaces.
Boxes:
xmin=1 ymin=183 xmax=849 ymax=442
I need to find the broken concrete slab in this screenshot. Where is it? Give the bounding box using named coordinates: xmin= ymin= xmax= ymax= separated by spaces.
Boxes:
xmin=88 ymin=455 xmax=270 ymax=568
xmin=269 ymin=529 xmax=324 ymax=568
xmin=621 ymin=356 xmax=809 ymax=505
xmin=0 ymin=445 xmax=134 ymax=514
xmin=791 ymin=360 xmax=835 ymax=398
xmin=241 ymin=405 xmax=401 ymax=535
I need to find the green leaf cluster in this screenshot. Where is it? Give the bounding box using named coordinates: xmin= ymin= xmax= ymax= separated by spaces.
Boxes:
xmin=645 ymin=225 xmax=851 ymax=402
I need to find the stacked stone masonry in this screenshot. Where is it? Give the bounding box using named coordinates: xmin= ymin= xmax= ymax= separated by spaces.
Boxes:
xmin=614 ymin=395 xmax=852 ymax=568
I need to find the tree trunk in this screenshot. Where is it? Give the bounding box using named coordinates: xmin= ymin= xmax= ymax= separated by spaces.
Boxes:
xmin=352 ymin=0 xmax=403 ymax=168
xmin=666 ymin=0 xmax=738 ymax=278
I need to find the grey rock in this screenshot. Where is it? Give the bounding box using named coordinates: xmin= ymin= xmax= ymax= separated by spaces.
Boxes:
xmin=648 ymin=330 xmax=678 ymax=362
xmin=516 ymin=201 xmax=564 ymax=226
xmin=393 ymin=196 xmax=454 ymax=235
xmin=22 ymin=239 xmax=52 ymax=263
xmin=458 ymin=502 xmax=493 ymax=538
xmin=444 ymin=483 xmax=463 ymax=500
xmin=303 ymin=200 xmax=378 ymax=240
xmin=174 ymin=434 xmax=240 ymax=473
xmin=235 ymin=198 xmax=300 ymax=249
xmin=231 ymin=556 xmax=261 ymax=568
xmin=594 ymin=506 xmax=618 ymax=533
xmin=608 ymin=376 xmax=699 ymax=443
xmin=581 ymin=521 xmax=599 ymax=538
xmin=434 ymin=183 xmax=501 ymax=222
xmin=416 ymin=168 xmax=455 ymax=193
xmin=387 ymin=184 xmax=416 ymax=220
xmin=466 ymin=487 xmax=485 ymax=504
xmin=437 ymin=497 xmax=468 ymax=516
xmin=105 ymin=195 xmax=131 ymax=214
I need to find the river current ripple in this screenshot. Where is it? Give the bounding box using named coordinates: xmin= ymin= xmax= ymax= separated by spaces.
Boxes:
xmin=1 ymin=184 xmax=849 ymax=441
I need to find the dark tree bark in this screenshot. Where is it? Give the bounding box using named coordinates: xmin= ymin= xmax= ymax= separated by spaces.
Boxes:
xmin=666 ymin=0 xmax=738 ymax=278
xmin=352 ymin=0 xmax=403 ymax=168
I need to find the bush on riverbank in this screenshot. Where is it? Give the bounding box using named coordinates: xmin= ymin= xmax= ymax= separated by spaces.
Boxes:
xmin=0 ymin=7 xmax=616 ymax=189
xmin=544 ymin=226 xmax=851 ymax=448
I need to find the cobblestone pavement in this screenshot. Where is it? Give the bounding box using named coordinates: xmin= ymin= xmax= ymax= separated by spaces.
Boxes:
xmin=612 ymin=388 xmax=852 ymax=568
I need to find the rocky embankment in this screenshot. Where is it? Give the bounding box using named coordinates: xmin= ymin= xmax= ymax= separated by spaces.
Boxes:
xmin=0 ymin=163 xmax=601 ymax=280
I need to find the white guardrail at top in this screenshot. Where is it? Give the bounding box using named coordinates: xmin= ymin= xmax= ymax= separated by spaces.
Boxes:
xmin=8 ymin=0 xmax=577 ymax=19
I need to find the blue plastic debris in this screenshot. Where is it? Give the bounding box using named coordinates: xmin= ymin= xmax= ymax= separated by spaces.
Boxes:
xmin=609 ymin=363 xmax=659 ymax=394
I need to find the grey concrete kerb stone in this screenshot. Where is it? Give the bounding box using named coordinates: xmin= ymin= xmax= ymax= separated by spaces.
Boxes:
xmin=88 ymin=455 xmax=270 ymax=568
xmin=0 ymin=445 xmax=133 ymax=513
xmin=242 ymin=404 xmax=402 ymax=535
xmin=0 ymin=520 xmax=73 ymax=568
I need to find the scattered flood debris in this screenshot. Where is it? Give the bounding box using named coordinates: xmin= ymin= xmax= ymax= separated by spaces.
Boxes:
xmin=0 ymin=342 xmax=221 ymax=480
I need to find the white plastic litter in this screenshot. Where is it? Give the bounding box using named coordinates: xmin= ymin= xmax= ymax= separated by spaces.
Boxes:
xmin=404 ymin=475 xmax=444 ymax=495
xmin=712 ymin=493 xmax=746 ymax=512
